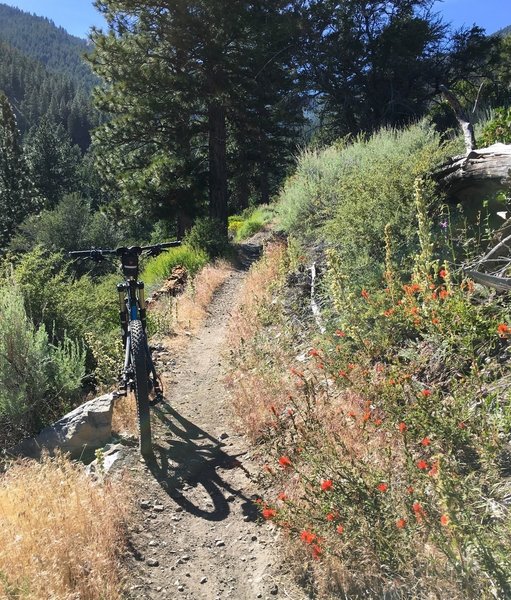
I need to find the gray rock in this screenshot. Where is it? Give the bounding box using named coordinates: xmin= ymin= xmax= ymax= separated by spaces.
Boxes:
xmin=147 ymin=558 xmax=159 ymax=567
xmin=11 ymin=394 xmax=115 ymax=460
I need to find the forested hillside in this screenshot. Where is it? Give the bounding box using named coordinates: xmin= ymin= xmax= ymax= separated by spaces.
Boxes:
xmin=0 ymin=3 xmax=99 ymax=147
xmin=0 ymin=3 xmax=95 ymax=86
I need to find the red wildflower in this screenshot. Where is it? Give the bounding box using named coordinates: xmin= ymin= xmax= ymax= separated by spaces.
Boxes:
xmin=432 ymin=317 xmax=440 ymax=325
xmin=338 ymin=370 xmax=348 ymax=378
xmin=403 ymin=283 xmax=421 ymax=295
xmin=398 ymin=422 xmax=407 ymax=433
xmin=300 ymin=530 xmax=316 ymax=544
xmin=417 ymin=459 xmax=429 ymax=470
xmin=396 ymin=518 xmax=407 ymax=529
xmin=407 ymin=486 xmax=414 ymax=494
xmin=388 ymin=378 xmax=396 ymax=385
xmin=440 ymin=514 xmax=450 ymax=526
xmin=377 ymin=482 xmax=388 ymax=492
xmin=262 ymin=508 xmax=276 ymax=520
xmin=439 ymin=289 xmax=449 ymax=300
xmin=308 ymin=348 xmax=320 ymax=357
xmin=498 ymin=323 xmax=510 ymax=337
xmin=412 ymin=502 xmax=424 ymax=514
xmin=362 ymin=410 xmax=372 ymax=422
xmin=420 ymin=437 xmax=431 ymax=447
xmin=290 ymin=367 xmax=304 ymax=378
xmin=374 ymin=418 xmax=383 ymax=426
xmin=278 ymin=456 xmax=292 ymax=468
xmin=325 ymin=512 xmax=335 ymax=522
xmin=384 ymin=308 xmax=395 ymax=317
xmin=320 ymin=479 xmax=333 ymax=492
xmin=439 ymin=269 xmax=447 ymax=279
xmin=277 ymin=492 xmax=288 ymax=501
xmin=421 ymin=389 xmax=432 ymax=397
xmin=335 ymin=330 xmax=346 ymax=337
xmin=336 ymin=524 xmax=344 ymax=534
xmin=312 ymin=544 xmax=322 ymax=559
xmin=263 ymin=464 xmax=274 ymax=474
xmin=254 ymin=498 xmax=263 ymax=504
xmin=348 ymin=411 xmax=357 ymax=419
xmin=458 ymin=421 xmax=466 ymax=429
xmin=361 ymin=289 xmax=369 ymax=300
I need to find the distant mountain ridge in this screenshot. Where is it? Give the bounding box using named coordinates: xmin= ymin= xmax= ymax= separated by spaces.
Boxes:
xmin=0 ymin=3 xmax=96 ymax=89
xmin=0 ymin=3 xmax=100 ymax=148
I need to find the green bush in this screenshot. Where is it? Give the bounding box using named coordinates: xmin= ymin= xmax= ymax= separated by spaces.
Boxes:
xmin=184 ymin=217 xmax=230 ymax=258
xmin=141 ymin=244 xmax=208 ymax=288
xmin=0 ymin=282 xmax=86 ymax=448
xmin=277 ymin=123 xmax=458 ymax=288
xmin=9 ymin=193 xmax=121 ymax=256
xmin=480 ymin=106 xmax=511 ymax=146
xmin=234 ymin=205 xmax=274 ymax=241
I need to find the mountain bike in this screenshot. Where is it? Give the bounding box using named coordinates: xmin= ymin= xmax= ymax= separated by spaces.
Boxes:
xmin=69 ymin=242 xmax=181 ymax=458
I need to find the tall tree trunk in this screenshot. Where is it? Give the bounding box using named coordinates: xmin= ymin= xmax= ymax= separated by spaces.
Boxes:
xmin=208 ymin=101 xmax=228 ymax=235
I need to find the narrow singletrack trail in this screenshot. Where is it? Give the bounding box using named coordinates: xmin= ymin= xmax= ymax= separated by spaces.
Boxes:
xmin=123 ymin=245 xmax=308 ymax=600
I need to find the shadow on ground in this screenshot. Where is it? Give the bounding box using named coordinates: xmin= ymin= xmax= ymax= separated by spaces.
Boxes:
xmin=145 ymin=402 xmax=259 ymax=523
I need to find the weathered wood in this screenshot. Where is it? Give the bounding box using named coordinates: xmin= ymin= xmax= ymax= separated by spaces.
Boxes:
xmin=440 ymin=85 xmax=477 ymax=153
xmin=433 ymin=143 xmax=511 ymax=204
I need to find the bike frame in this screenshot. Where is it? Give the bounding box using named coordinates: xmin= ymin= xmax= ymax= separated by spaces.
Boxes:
xmin=116 ymin=250 xmax=157 ymax=395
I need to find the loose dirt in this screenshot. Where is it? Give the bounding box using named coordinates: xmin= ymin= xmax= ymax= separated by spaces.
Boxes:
xmin=122 ymin=242 xmax=308 ymax=600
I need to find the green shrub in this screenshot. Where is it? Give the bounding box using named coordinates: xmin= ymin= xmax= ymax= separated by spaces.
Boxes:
xmin=480 ymin=106 xmax=511 ymax=146
xmin=0 ymin=282 xmax=86 ymax=448
xmin=184 ymin=217 xmax=229 ymax=258
xmin=234 ymin=205 xmax=274 ymax=241
xmin=9 ymin=193 xmax=121 ymax=256
xmin=140 ymin=244 xmax=208 ymax=287
xmin=277 ymin=123 xmax=458 ymax=288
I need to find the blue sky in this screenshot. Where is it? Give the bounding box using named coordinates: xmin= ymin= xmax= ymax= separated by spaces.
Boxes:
xmin=2 ymin=0 xmax=511 ymax=39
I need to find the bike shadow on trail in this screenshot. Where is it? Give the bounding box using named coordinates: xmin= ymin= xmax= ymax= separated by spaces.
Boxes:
xmin=145 ymin=402 xmax=259 ymax=523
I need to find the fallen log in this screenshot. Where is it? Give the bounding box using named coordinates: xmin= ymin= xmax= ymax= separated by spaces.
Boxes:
xmin=433 ymin=143 xmax=511 ymax=204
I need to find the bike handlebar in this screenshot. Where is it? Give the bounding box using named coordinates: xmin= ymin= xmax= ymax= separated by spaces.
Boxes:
xmin=69 ymin=241 xmax=182 ymax=260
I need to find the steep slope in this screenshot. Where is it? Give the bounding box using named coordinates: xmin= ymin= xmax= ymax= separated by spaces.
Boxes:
xmin=0 ymin=3 xmax=95 ymax=87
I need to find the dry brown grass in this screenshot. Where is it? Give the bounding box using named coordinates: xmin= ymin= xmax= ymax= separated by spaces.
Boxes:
xmin=172 ymin=259 xmax=233 ymax=335
xmin=0 ymin=454 xmax=130 ymax=600
xmin=225 ymin=242 xmax=293 ymax=438
xmin=111 ymin=392 xmax=138 ymax=437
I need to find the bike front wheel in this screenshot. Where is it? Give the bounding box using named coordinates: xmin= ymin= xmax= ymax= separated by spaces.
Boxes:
xmin=130 ymin=319 xmax=152 ymax=458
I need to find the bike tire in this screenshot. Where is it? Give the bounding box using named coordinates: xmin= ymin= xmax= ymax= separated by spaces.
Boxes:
xmin=130 ymin=319 xmax=153 ymax=458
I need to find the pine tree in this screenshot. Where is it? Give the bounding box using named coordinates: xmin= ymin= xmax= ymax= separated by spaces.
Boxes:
xmin=89 ymin=0 xmax=304 ymax=235
xmin=0 ymin=93 xmax=37 ymax=246
xmin=24 ymin=117 xmax=82 ymax=209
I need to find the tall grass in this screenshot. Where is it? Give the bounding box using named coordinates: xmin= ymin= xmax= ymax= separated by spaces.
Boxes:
xmin=0 ymin=455 xmax=130 ymax=599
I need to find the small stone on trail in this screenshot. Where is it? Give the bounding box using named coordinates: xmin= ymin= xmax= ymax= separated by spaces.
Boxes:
xmin=148 ymin=540 xmax=158 ymax=547
xmin=146 ymin=558 xmax=159 ymax=567
xmin=139 ymin=499 xmax=151 ymax=509
xmin=219 ymin=432 xmax=229 ymax=440
xmin=200 ymin=577 xmax=208 ymax=584
xmin=215 ymin=540 xmax=225 ymax=547
xmin=251 ymin=535 xmax=258 ymax=542
xmin=153 ymin=504 xmax=165 ymax=512
xmin=226 ymin=493 xmax=235 ymax=502
xmin=270 ymin=584 xmax=279 ymax=595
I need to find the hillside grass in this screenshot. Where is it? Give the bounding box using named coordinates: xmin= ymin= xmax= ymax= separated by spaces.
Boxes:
xmin=229 ymin=205 xmax=274 ymax=241
xmin=227 ymin=125 xmax=511 ymax=598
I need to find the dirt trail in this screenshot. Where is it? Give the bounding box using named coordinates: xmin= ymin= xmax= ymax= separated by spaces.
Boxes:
xmin=123 ymin=244 xmax=308 ymax=600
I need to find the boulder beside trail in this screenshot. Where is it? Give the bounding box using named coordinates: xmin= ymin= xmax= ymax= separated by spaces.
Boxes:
xmin=11 ymin=393 xmax=115 ymax=461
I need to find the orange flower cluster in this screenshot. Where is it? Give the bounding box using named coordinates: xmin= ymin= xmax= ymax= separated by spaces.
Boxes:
xmin=279 ymin=456 xmax=292 ymax=468
xmin=498 ymin=323 xmax=510 ymax=337
xmin=320 ymin=479 xmax=333 ymax=492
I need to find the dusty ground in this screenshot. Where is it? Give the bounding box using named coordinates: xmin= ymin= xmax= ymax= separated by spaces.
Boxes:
xmin=121 ymin=241 xmax=309 ymax=600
